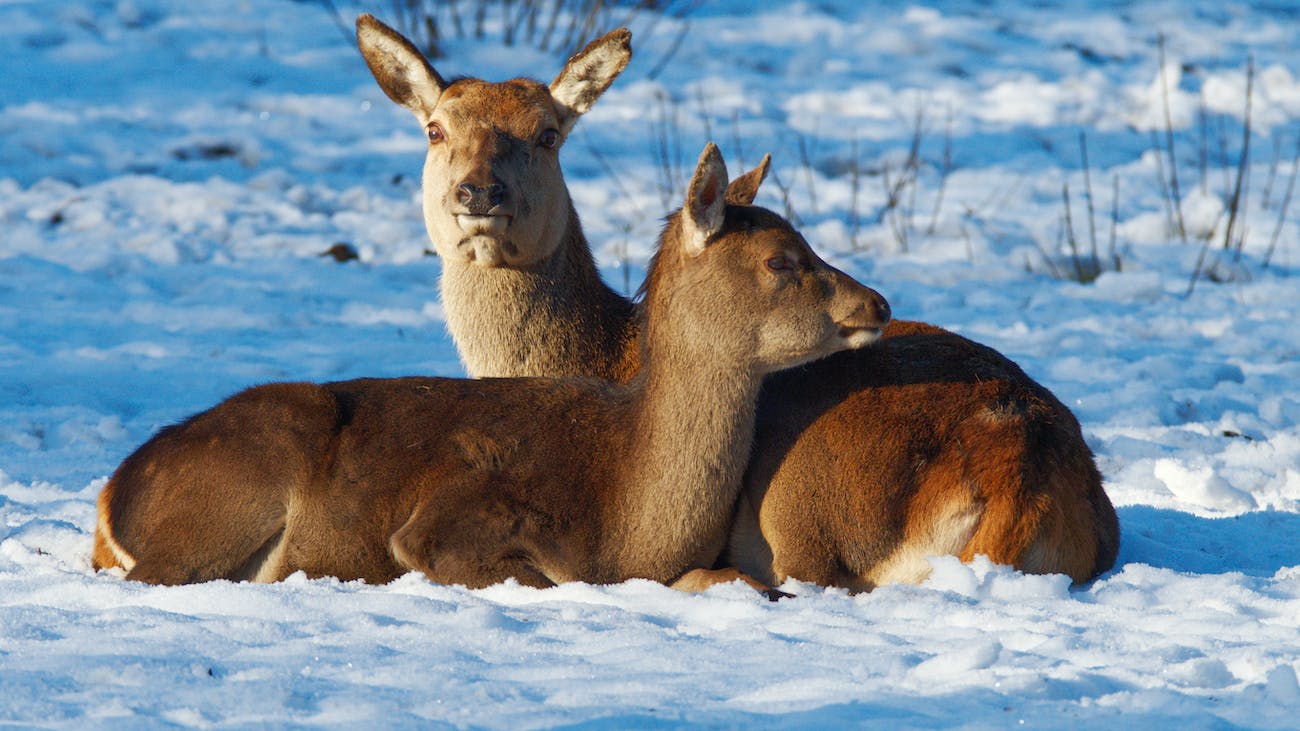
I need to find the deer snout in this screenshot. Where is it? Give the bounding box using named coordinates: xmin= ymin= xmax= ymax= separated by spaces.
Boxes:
xmin=829 ymin=274 xmax=891 ymax=348
xmin=456 ymin=182 xmax=506 ymax=215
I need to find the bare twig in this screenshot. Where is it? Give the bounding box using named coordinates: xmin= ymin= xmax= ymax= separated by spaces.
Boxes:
xmin=1264 ymin=130 xmax=1299 ymax=268
xmin=538 ymin=0 xmax=561 ymax=50
xmin=795 ymin=132 xmax=819 ymax=215
xmin=1158 ymin=33 xmax=1187 ymax=242
xmin=1109 ymin=174 xmax=1122 ymax=271
xmin=695 ymin=86 xmax=713 ymax=145
xmin=501 ymin=0 xmax=515 ymax=45
xmin=1198 ymin=89 xmax=1209 ymax=195
xmin=315 ymin=0 xmax=354 ymax=48
xmin=580 ymin=150 xmax=643 ymax=295
xmin=729 ymin=110 xmax=745 ymax=171
xmin=645 ymin=20 xmax=690 ymax=81
xmin=880 ymin=161 xmax=909 ymax=252
xmin=1217 ymin=114 xmax=1232 ymax=194
xmin=377 ymin=0 xmax=697 ymax=69
xmin=849 ymin=138 xmax=862 ymax=250
xmin=1262 ymin=134 xmax=1283 ymax=209
xmin=1221 ymin=56 xmax=1253 ymax=253
xmin=1062 ymin=182 xmax=1086 ymax=281
xmin=1079 ymin=130 xmax=1101 ymax=275
xmin=768 ymin=168 xmax=802 ymax=227
xmin=965 ymin=172 xmax=1028 ymax=222
xmin=926 ymin=108 xmax=953 ymax=235
xmin=583 ymin=137 xmax=646 ymax=220
xmin=1032 ymin=213 xmax=1064 ymax=279
xmin=649 ymin=91 xmax=683 ymax=211
xmin=902 ymin=105 xmax=924 ymax=235
xmin=1187 ymin=206 xmax=1228 ymax=296
xmin=1150 ymin=129 xmax=1176 ymax=238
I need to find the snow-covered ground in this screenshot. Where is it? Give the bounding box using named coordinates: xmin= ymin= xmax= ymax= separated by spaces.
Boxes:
xmin=3 ymin=0 xmax=1299 ymax=726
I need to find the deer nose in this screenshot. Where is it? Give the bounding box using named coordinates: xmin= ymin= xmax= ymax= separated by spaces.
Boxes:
xmin=456 ymin=182 xmax=506 ymax=213
xmin=873 ymin=297 xmax=891 ymax=325
xmin=834 ymin=281 xmax=891 ymax=331
xmin=858 ymin=289 xmax=891 ymax=329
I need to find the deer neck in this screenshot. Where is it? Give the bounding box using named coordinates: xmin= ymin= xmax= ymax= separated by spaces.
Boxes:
xmin=613 ymin=320 xmax=764 ymax=581
xmin=438 ymin=204 xmax=636 ymax=379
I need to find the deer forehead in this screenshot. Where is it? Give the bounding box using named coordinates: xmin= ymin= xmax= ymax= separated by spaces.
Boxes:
xmin=438 ymin=79 xmax=561 ymax=137
xmin=718 ymin=208 xmax=808 ymax=255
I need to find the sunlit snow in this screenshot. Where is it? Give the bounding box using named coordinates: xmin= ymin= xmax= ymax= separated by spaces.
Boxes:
xmin=2 ymin=0 xmax=1298 ymax=727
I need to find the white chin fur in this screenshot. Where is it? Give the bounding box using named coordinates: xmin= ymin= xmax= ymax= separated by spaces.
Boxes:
xmin=842 ymin=328 xmax=882 ymax=350
xmin=463 ymin=236 xmax=504 ymax=267
xmin=456 ymin=214 xmax=509 ymax=236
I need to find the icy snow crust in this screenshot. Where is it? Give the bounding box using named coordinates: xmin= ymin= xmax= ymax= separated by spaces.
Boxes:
xmin=2 ymin=0 xmax=1299 ymax=727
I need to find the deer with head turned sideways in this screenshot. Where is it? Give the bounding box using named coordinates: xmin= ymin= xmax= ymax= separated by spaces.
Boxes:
xmin=355 ymin=14 xmax=1120 ymax=591
xmin=90 ymin=143 xmax=891 ymax=592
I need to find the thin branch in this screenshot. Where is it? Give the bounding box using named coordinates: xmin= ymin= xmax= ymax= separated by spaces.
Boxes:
xmin=768 ymin=168 xmax=802 ymax=227
xmin=1198 ymin=89 xmax=1209 ymax=195
xmin=729 ymin=110 xmax=745 ymax=171
xmin=1187 ymin=206 xmax=1228 ymax=296
xmin=1221 ymin=56 xmax=1254 ymax=252
xmin=849 ymin=138 xmax=862 ymax=250
xmin=1264 ymin=130 xmax=1299 ymax=268
xmin=1032 ymin=213 xmax=1064 ymax=279
xmin=1079 ymin=130 xmax=1101 ymax=275
xmin=315 ymin=0 xmax=354 ymax=48
xmin=926 ymin=108 xmax=953 ymax=235
xmin=902 ymin=105 xmax=924 ymax=236
xmin=796 ymin=133 xmax=819 ymax=215
xmin=1063 ymin=182 xmax=1086 ymax=281
xmin=695 ymin=86 xmax=713 ymax=145
xmin=1150 ymin=129 xmax=1176 ymax=238
xmin=1261 ymin=133 xmax=1283 ymax=209
xmin=1158 ymin=33 xmax=1187 ymax=242
xmin=1109 ymin=174 xmax=1122 ymax=271
xmin=645 ymin=20 xmax=690 ymax=81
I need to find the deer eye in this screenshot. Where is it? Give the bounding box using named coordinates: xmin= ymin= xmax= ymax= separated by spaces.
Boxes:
xmin=426 ymin=123 xmax=445 ymax=145
xmin=539 ymin=128 xmax=560 ymax=149
xmin=765 ymin=255 xmax=795 ymax=273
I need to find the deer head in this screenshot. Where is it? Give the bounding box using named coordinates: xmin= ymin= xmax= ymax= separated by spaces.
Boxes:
xmin=356 ymin=14 xmax=631 ymax=269
xmin=643 ymin=143 xmax=890 ymax=374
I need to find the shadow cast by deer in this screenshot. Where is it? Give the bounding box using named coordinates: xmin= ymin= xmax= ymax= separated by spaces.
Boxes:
xmin=354 ymin=14 xmax=1120 ymax=591
xmin=91 ymin=144 xmax=890 ymax=594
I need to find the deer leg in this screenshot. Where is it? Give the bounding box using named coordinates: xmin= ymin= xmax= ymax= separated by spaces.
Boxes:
xmin=125 ymin=525 xmax=285 ymax=586
xmin=389 ymin=476 xmax=557 ymax=590
xmin=670 ymin=567 xmax=793 ymax=601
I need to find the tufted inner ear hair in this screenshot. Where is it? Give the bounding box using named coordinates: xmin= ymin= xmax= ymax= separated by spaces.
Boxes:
xmin=682 ymin=143 xmax=729 ymax=257
xmin=549 ymin=28 xmax=633 ymax=138
xmin=725 ymin=153 xmax=771 ymax=206
xmin=356 ymin=14 xmax=447 ymax=119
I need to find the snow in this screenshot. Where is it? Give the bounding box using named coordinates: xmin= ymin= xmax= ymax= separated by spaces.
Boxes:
xmin=2 ymin=0 xmax=1298 ymax=726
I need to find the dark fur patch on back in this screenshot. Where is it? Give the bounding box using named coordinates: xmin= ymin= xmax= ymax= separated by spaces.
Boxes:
xmin=452 ymin=428 xmax=515 ymax=473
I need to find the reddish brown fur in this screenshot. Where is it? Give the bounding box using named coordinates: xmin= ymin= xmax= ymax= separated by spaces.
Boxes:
xmin=733 ymin=326 xmax=1116 ymax=588
xmin=354 ymin=15 xmax=1119 ymax=589
xmin=92 ymin=144 xmax=891 ymax=592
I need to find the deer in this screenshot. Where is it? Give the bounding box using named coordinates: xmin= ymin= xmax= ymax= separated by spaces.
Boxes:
xmin=354 ymin=14 xmax=1120 ymax=592
xmin=90 ymin=143 xmax=892 ymax=594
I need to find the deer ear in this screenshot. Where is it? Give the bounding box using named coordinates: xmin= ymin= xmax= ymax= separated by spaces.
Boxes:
xmin=725 ymin=153 xmax=771 ymax=205
xmin=550 ymin=28 xmax=632 ymax=137
xmin=356 ymin=14 xmax=446 ymax=120
xmin=682 ymin=143 xmax=729 ymax=257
